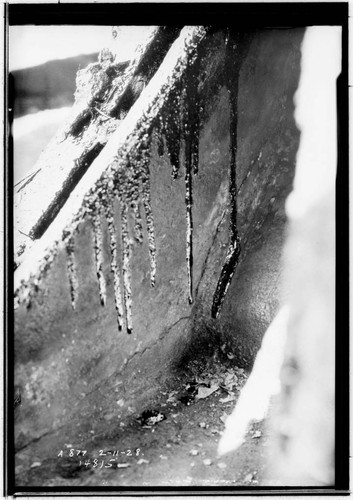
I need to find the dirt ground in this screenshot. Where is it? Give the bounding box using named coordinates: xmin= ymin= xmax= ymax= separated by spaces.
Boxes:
xmin=15 ymin=353 xmax=271 ymax=489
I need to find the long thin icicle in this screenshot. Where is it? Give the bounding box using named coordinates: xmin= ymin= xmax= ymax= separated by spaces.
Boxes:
xmin=182 ymin=54 xmax=201 ymax=305
xmin=92 ymin=209 xmax=107 ymax=306
xmin=212 ymin=31 xmax=241 ymax=319
xmin=65 ymin=235 xmax=78 ymax=310
xmin=156 ymin=116 xmax=165 ymax=157
xmin=117 ymin=157 xmax=143 ymax=244
xmin=188 ymin=58 xmax=200 ymax=175
xmin=185 ymin=157 xmax=193 ymax=304
xmin=130 ymin=168 xmax=144 ymax=243
xmin=139 ymin=138 xmax=157 ymax=287
xmin=105 ymin=198 xmax=124 ymax=330
xmin=164 ymin=82 xmax=182 ymax=179
xmin=119 ymin=199 xmax=133 ymax=334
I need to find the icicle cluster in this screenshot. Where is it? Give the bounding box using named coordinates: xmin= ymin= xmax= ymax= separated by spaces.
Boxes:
xmin=16 ymin=27 xmax=243 ymax=332
xmin=75 ymin=134 xmax=156 ymax=335
xmin=155 ymin=52 xmax=201 ymax=305
xmin=56 ymin=28 xmax=207 ymax=332
xmin=107 ymin=138 xmax=156 ymax=333
xmin=158 ymin=81 xmax=182 ymax=178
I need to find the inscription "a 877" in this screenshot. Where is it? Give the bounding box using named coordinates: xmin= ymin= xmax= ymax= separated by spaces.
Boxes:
xmin=57 ymin=448 xmax=141 ymax=457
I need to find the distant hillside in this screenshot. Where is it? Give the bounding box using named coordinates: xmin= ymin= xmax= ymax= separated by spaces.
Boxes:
xmin=10 ymin=53 xmax=99 ymax=118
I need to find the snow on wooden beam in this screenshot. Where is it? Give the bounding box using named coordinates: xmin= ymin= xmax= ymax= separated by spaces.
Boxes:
xmin=15 ymin=26 xmax=207 ymax=301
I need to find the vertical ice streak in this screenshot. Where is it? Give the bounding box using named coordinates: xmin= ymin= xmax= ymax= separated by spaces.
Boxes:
xmin=165 ymin=82 xmax=182 ymax=179
xmin=155 ymin=115 xmax=165 ymax=157
xmin=120 ymin=157 xmax=143 ymax=244
xmin=105 ymin=198 xmax=124 ymax=330
xmin=157 ymin=129 xmax=165 ymax=157
xmin=182 ymin=54 xmax=201 ymax=305
xmin=140 ymin=139 xmax=157 ymax=287
xmin=130 ymin=177 xmax=144 ymax=244
xmin=184 ymin=87 xmax=193 ymax=304
xmin=188 ymin=58 xmax=200 ymax=175
xmin=65 ymin=235 xmax=78 ymax=310
xmin=92 ymin=209 xmax=107 ymax=306
xmin=185 ymin=156 xmax=193 ymax=304
xmin=119 ymin=198 xmax=133 ymax=334
xmin=211 ymin=30 xmax=241 ymax=319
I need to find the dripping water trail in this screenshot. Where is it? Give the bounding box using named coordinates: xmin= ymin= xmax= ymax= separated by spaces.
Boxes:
xmin=65 ymin=235 xmax=78 ymax=310
xmin=105 ymin=199 xmax=124 ymax=331
xmin=212 ymin=32 xmax=241 ymax=319
xmin=140 ymin=139 xmax=157 ymax=287
xmin=119 ymin=198 xmax=133 ymax=334
xmin=92 ymin=209 xmax=107 ymax=307
xmin=182 ymin=56 xmax=201 ymax=305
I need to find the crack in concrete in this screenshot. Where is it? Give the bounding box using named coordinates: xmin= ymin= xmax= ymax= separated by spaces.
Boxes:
xmin=123 ymin=316 xmax=191 ymax=369
xmin=76 ymin=316 xmax=191 ymax=401
xmin=193 ymin=169 xmax=252 ymax=301
xmin=194 ymin=209 xmax=227 ymax=299
xmin=193 ymin=133 xmax=279 ymax=303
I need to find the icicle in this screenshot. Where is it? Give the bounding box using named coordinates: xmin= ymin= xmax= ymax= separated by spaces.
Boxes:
xmin=157 ymin=121 xmax=165 ymax=157
xmin=164 ymin=82 xmax=182 ymax=179
xmin=118 ymin=157 xmax=144 ymax=244
xmin=132 ymin=200 xmax=143 ymax=243
xmin=108 ymin=158 xmax=135 ymax=334
xmin=129 ymin=158 xmax=144 ymax=244
xmin=65 ymin=235 xmax=78 ymax=310
xmin=212 ymin=31 xmax=242 ymax=319
xmin=154 ymin=115 xmax=165 ymax=157
xmin=119 ymin=199 xmax=133 ymax=334
xmin=185 ymin=156 xmax=193 ymax=304
xmin=183 ymin=104 xmax=193 ymax=304
xmin=181 ymin=54 xmax=201 ymax=305
xmin=105 ymin=198 xmax=124 ymax=330
xmin=139 ymin=136 xmax=157 ymax=287
xmin=188 ymin=58 xmax=200 ymax=175
xmin=92 ymin=208 xmax=107 ymax=306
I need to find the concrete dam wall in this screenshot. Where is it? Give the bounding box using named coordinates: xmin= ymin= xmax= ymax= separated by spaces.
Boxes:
xmin=12 ymin=25 xmax=339 ymax=489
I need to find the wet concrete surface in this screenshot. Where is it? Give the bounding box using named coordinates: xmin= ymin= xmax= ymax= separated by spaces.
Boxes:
xmin=14 ymin=28 xmax=304 ymax=490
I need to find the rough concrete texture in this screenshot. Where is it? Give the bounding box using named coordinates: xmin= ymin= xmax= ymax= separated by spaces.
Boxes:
xmin=14 ymin=28 xmax=304 ymax=472
xmin=189 ymin=29 xmax=303 ymax=367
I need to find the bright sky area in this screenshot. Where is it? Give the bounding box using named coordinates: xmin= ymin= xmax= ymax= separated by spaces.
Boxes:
xmin=10 ymin=25 xmax=155 ymax=71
